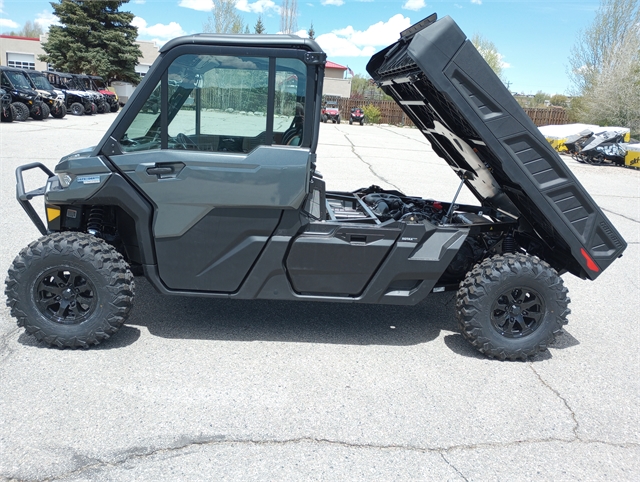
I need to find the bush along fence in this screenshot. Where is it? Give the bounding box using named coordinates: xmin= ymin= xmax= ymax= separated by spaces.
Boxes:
xmin=333 ymin=98 xmax=569 ymax=127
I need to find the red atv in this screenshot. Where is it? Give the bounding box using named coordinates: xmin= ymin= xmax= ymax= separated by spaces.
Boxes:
xmin=321 ymin=100 xmax=340 ymax=123
xmin=350 ymin=107 xmax=364 ymax=125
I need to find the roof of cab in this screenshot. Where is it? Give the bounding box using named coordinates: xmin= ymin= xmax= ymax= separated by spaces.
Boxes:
xmin=160 ymin=33 xmax=323 ymax=54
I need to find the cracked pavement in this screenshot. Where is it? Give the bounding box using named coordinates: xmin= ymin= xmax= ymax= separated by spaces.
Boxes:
xmin=1 ymin=117 xmax=638 ymax=481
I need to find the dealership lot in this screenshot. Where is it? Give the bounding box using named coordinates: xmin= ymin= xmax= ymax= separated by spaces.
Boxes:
xmin=0 ymin=114 xmax=638 ymax=481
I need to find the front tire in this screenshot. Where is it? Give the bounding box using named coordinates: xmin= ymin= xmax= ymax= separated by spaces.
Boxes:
xmin=12 ymin=102 xmax=29 ymax=121
xmin=5 ymin=232 xmax=135 ymax=349
xmin=1 ymin=104 xmax=14 ymax=122
xmin=51 ymin=103 xmax=67 ymax=118
xmin=455 ymin=254 xmax=570 ymax=361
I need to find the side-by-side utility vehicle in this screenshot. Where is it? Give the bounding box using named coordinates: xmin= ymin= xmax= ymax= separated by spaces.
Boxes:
xmin=7 ymin=14 xmax=626 ymax=359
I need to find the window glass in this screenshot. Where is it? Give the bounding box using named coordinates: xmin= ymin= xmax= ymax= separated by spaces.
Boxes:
xmin=120 ymin=80 xmax=161 ymax=152
xmin=274 ymin=58 xmax=306 ymax=146
xmin=166 ymin=54 xmax=270 ymax=152
xmin=118 ymin=54 xmax=308 ymax=153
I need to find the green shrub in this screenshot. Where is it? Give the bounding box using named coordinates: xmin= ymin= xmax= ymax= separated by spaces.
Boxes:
xmin=363 ymin=104 xmax=381 ymax=124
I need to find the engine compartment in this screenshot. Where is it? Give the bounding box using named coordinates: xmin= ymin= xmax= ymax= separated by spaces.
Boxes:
xmin=325 ymin=184 xmax=505 ymax=228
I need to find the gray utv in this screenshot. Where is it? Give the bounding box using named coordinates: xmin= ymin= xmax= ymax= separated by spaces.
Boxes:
xmin=7 ymin=14 xmax=626 ymax=360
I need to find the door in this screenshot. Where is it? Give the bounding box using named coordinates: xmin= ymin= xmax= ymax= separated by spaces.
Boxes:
xmin=108 ymin=52 xmax=311 ymax=292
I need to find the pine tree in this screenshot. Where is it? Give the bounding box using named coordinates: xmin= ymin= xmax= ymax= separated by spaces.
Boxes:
xmin=39 ymin=0 xmax=142 ymax=83
xmin=254 ymin=15 xmax=265 ymax=34
xmin=308 ymin=22 xmax=315 ymax=40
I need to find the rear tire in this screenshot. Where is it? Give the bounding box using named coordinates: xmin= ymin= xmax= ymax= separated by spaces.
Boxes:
xmin=5 ymin=232 xmax=135 ymax=349
xmin=12 ymin=102 xmax=29 ymax=121
xmin=70 ymin=102 xmax=85 ymax=116
xmin=455 ymin=254 xmax=570 ymax=361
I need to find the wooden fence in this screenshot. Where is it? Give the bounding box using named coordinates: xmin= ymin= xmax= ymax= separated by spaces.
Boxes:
xmin=335 ymin=98 xmax=569 ymax=127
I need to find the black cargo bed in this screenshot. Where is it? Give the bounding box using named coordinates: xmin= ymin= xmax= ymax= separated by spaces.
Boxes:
xmin=366 ymin=14 xmax=626 ymax=279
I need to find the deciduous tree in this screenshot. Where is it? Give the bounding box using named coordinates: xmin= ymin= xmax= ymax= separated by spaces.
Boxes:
xmin=568 ymin=0 xmax=640 ymax=135
xmin=3 ymin=20 xmax=44 ymax=38
xmin=280 ymin=0 xmax=298 ymax=34
xmin=39 ymin=1 xmax=141 ymax=83
xmin=471 ymin=33 xmax=505 ymax=81
xmin=203 ymin=0 xmax=245 ymax=34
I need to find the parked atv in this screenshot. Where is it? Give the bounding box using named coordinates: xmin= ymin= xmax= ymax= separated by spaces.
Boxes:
xmin=350 ymin=107 xmax=364 ymax=125
xmin=8 ymin=14 xmax=626 ymax=360
xmin=23 ymin=70 xmax=67 ymax=119
xmin=0 ymin=87 xmax=15 ymax=122
xmin=90 ymin=75 xmax=119 ymax=112
xmin=322 ymin=100 xmax=340 ymax=123
xmin=72 ymin=74 xmax=110 ymax=113
xmin=46 ymin=72 xmax=95 ymax=116
xmin=0 ymin=66 xmax=46 ymax=121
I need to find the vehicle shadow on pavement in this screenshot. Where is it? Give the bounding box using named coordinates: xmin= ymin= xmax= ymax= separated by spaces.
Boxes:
xmin=16 ymin=325 xmax=142 ymax=350
xmin=124 ymin=278 xmax=459 ymax=347
xmin=442 ymin=329 xmax=581 ymax=361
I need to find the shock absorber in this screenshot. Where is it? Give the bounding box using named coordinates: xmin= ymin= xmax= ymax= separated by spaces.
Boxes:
xmin=87 ymin=206 xmax=105 ymax=238
xmin=503 ymin=233 xmax=516 ymax=253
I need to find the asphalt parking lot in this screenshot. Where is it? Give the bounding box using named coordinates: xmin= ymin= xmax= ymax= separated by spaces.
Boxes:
xmin=1 ymin=113 xmax=638 ymax=481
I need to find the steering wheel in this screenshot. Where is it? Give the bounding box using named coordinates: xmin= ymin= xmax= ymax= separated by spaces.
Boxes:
xmin=176 ymin=132 xmax=198 ymax=150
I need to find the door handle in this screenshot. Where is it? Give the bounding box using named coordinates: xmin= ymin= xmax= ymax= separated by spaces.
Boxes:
xmin=146 ymin=166 xmax=173 ymax=176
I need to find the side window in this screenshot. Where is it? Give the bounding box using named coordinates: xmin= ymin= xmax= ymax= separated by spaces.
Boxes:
xmin=275 ymin=58 xmax=306 ymax=146
xmin=120 ymin=81 xmax=161 ymax=152
xmin=1 ymin=73 xmax=11 ymax=89
xmin=118 ymin=54 xmax=308 ymax=153
xmin=167 ymin=54 xmax=269 ymax=152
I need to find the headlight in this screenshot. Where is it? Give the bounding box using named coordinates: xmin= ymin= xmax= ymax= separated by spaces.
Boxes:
xmin=57 ymin=173 xmax=73 ymax=188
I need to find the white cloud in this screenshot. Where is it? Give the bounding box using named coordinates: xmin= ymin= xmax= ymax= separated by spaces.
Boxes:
xmin=322 ymin=0 xmax=344 ymax=5
xmin=178 ymin=0 xmax=214 ymax=12
xmin=236 ymin=0 xmax=278 ymax=13
xmin=0 ymin=18 xmax=19 ymax=28
xmin=35 ymin=10 xmax=60 ymax=30
xmin=471 ymin=0 xmax=482 ymax=4
xmin=132 ymin=17 xmax=186 ymax=44
xmin=0 ymin=0 xmax=4 ymax=14
xmin=315 ymin=14 xmax=411 ymax=57
xmin=403 ymin=0 xmax=425 ymax=11
xmin=133 ymin=0 xmax=146 ymax=4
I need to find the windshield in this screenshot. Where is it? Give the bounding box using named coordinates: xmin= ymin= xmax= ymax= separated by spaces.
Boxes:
xmin=5 ymin=71 xmax=32 ymax=90
xmin=80 ymin=78 xmax=94 ymax=91
xmin=29 ymin=74 xmax=54 ymax=91
xmin=62 ymin=77 xmax=84 ymax=90
xmin=92 ymin=77 xmax=107 ymax=89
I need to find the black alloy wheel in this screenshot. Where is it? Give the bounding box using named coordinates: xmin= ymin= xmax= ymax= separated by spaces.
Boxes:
xmin=35 ymin=267 xmax=97 ymax=325
xmin=490 ymin=287 xmax=544 ymax=338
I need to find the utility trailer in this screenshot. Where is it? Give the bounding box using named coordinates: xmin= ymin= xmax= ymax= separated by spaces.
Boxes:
xmin=7 ymin=14 xmax=626 ymax=359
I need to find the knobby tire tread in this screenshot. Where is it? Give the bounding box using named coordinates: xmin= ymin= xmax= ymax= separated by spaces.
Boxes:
xmin=455 ymin=253 xmax=570 ymax=361
xmin=5 ymin=232 xmax=135 ymax=348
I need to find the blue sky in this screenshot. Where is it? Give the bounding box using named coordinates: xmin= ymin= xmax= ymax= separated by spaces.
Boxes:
xmin=1 ymin=0 xmax=605 ymax=95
